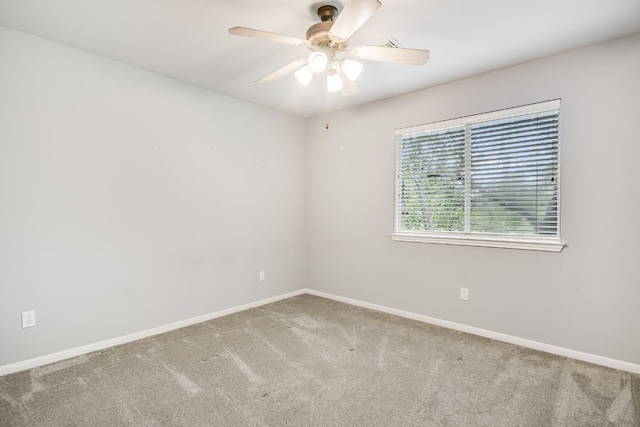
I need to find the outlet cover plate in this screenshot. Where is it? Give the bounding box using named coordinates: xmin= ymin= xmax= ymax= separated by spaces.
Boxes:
xmin=22 ymin=310 xmax=35 ymax=328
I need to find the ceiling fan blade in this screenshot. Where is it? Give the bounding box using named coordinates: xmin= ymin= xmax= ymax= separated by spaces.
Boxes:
xmin=351 ymin=45 xmax=430 ymax=65
xmin=256 ymin=57 xmax=308 ymax=84
xmin=229 ymin=27 xmax=307 ymax=47
xmin=329 ymin=0 xmax=382 ymax=41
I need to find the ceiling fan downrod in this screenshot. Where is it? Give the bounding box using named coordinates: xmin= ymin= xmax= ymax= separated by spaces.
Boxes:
xmin=317 ymin=5 xmax=338 ymax=22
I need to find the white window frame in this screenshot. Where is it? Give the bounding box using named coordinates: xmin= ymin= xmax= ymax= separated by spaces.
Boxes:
xmin=391 ymin=100 xmax=565 ymax=252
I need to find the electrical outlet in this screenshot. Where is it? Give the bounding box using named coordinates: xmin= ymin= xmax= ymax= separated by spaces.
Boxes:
xmin=259 ymin=271 xmax=265 ymax=282
xmin=460 ymin=288 xmax=469 ymax=301
xmin=22 ymin=310 xmax=35 ymax=328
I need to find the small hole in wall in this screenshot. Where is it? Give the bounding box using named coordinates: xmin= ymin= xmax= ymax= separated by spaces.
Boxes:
xmin=325 ymin=122 xmax=329 ymax=130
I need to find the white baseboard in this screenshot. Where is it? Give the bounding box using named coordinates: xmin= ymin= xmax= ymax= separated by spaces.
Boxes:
xmin=305 ymin=289 xmax=640 ymax=375
xmin=0 ymin=289 xmax=306 ymax=377
xmin=2 ymin=288 xmax=639 ymax=376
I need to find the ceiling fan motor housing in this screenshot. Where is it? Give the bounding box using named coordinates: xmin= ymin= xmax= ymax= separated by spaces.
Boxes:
xmin=306 ymin=5 xmax=349 ymax=49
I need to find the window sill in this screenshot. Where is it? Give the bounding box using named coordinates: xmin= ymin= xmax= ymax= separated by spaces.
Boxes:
xmin=390 ymin=232 xmax=565 ymax=252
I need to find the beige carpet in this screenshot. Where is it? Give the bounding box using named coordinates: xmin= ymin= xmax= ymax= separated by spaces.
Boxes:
xmin=1 ymin=294 xmax=638 ymax=426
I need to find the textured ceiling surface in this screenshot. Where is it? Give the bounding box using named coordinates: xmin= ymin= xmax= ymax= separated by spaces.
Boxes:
xmin=1 ymin=0 xmax=639 ymax=118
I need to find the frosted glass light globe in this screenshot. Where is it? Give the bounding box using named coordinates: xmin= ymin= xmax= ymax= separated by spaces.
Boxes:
xmin=327 ymin=71 xmax=344 ymax=92
xmin=308 ymin=51 xmax=328 ymax=73
xmin=341 ymin=59 xmax=363 ymax=82
xmin=294 ymin=66 xmax=314 ymax=86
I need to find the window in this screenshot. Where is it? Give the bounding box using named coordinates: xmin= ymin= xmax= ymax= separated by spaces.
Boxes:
xmin=392 ymin=100 xmax=563 ymax=252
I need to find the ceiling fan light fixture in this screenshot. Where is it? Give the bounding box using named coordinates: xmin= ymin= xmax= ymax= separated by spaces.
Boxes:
xmin=327 ymin=70 xmax=344 ymax=92
xmin=230 ymin=0 xmax=430 ymax=97
xmin=294 ymin=65 xmax=314 ymax=86
xmin=308 ymin=51 xmax=328 ymax=73
xmin=341 ymin=59 xmax=363 ymax=82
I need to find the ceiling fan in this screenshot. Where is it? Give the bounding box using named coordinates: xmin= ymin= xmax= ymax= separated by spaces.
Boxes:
xmin=229 ymin=0 xmax=430 ymax=96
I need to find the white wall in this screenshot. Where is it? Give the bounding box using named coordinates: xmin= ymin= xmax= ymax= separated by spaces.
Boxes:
xmin=308 ymin=33 xmax=640 ymax=366
xmin=0 ymin=26 xmax=308 ymax=367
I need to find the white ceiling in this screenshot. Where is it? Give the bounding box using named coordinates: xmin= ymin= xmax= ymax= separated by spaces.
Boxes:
xmin=1 ymin=0 xmax=639 ymax=118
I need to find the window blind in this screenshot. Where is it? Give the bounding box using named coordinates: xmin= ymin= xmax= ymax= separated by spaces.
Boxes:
xmin=394 ymin=100 xmax=561 ymax=240
xmin=395 ymin=127 xmax=466 ymax=232
xmin=470 ymin=110 xmax=559 ymax=236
